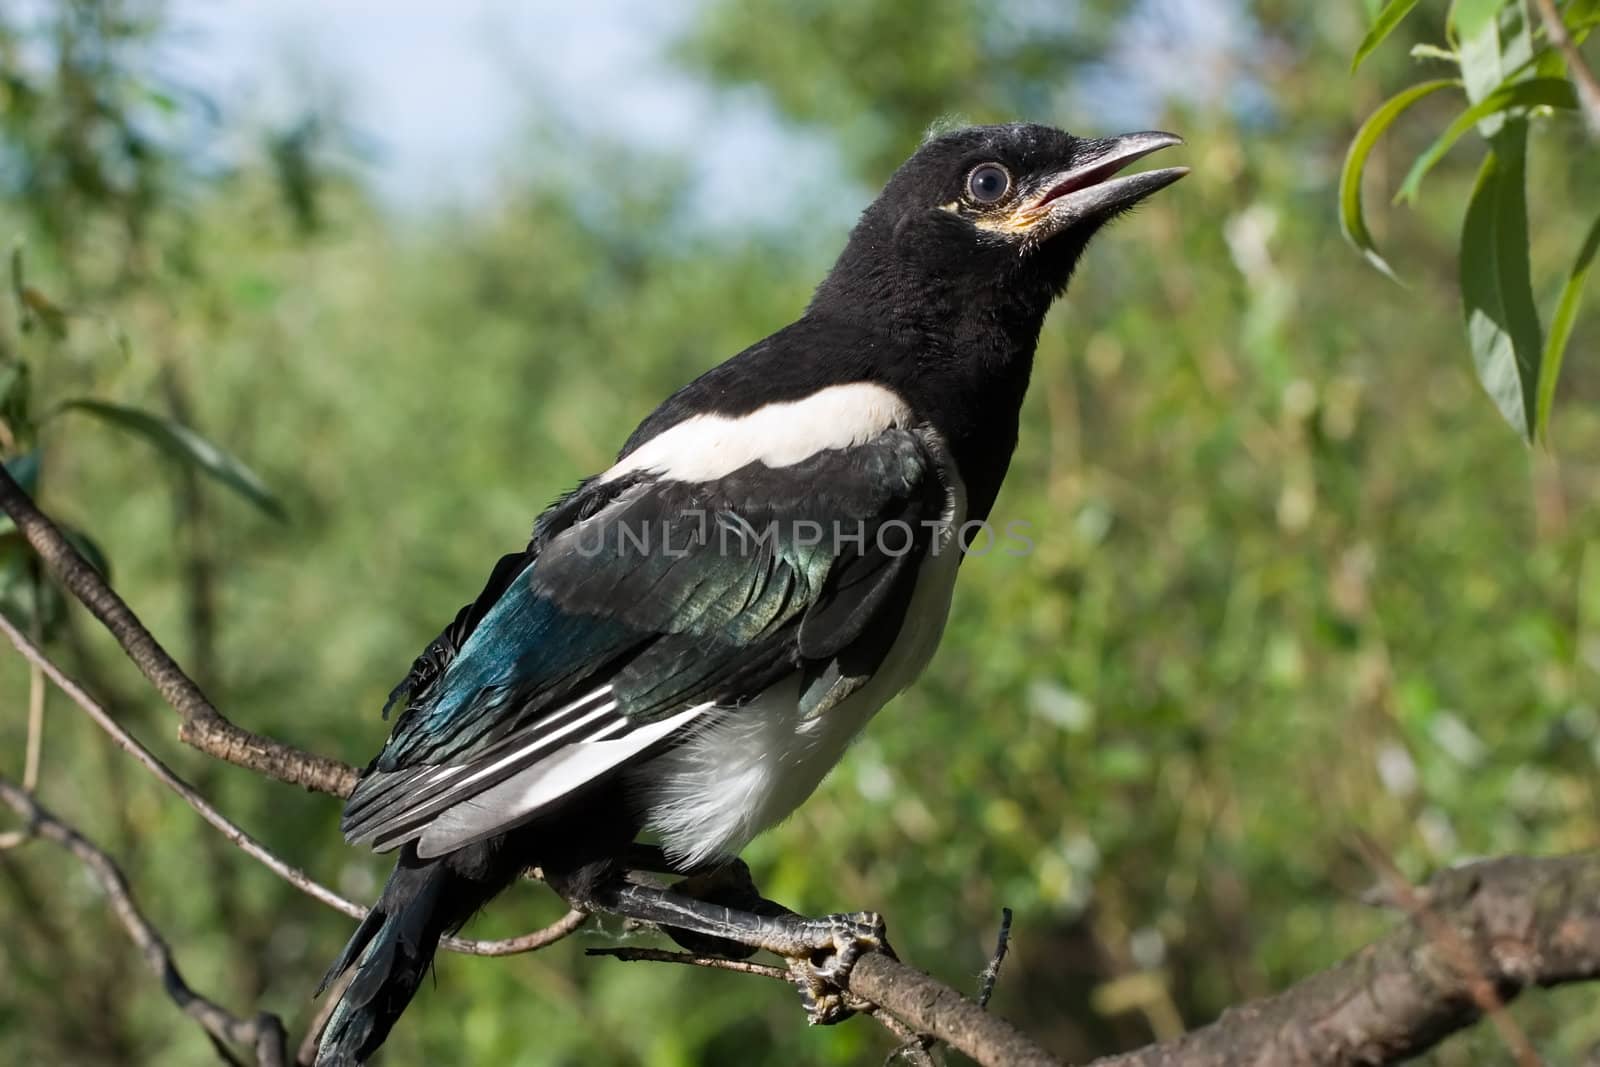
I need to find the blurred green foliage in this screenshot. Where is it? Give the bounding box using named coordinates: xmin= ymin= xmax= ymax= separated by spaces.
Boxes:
xmin=1 ymin=1 xmax=1599 ymax=1065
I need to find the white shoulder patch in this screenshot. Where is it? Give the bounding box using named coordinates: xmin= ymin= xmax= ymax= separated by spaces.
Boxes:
xmin=603 ymin=382 xmax=913 ymax=484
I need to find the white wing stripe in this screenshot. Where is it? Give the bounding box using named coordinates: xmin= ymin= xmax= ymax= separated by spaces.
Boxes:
xmin=600 ymin=383 xmax=911 ymax=484
xmin=415 ymin=701 xmax=715 ymax=859
xmin=429 ymin=700 xmax=620 ymax=801
xmin=409 ymin=684 xmax=617 ymax=792
xmin=342 ymin=684 xmax=623 ymax=838
xmin=584 ymin=718 xmax=634 ymax=743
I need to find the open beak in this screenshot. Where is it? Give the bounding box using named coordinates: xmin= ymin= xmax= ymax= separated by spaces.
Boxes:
xmin=1008 ymin=131 xmax=1188 ymax=237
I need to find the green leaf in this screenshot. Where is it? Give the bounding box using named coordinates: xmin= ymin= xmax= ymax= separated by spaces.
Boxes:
xmin=1353 ymin=0 xmax=1424 ymax=72
xmin=1452 ymin=0 xmax=1503 ymax=41
xmin=1455 ymin=0 xmax=1535 ymax=136
xmin=1569 ymin=0 xmax=1600 ymax=26
xmin=0 ymin=530 xmax=64 ymax=638
xmin=18 ymin=286 xmax=69 ymax=339
xmin=1394 ymin=77 xmax=1575 ymax=203
xmin=5 ymin=452 xmax=40 ymax=496
xmin=57 ymin=399 xmax=288 ymax=520
xmin=0 ymin=452 xmax=40 ymax=539
xmin=1535 ymin=210 xmax=1600 ymax=442
xmin=0 ymin=359 xmax=31 ymax=436
xmin=1340 ymin=79 xmax=1459 ymax=279
xmin=1459 ymin=123 xmax=1543 ymax=440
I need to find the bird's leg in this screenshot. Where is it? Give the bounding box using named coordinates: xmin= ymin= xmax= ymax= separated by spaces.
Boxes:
xmin=616 ymin=845 xmax=797 ymax=958
xmin=663 ymin=856 xmax=788 ymax=959
xmin=552 ymin=866 xmax=888 ymax=1024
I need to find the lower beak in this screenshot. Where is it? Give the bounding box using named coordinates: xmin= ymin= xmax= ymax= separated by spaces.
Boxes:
xmin=1011 ymin=131 xmax=1188 ymax=234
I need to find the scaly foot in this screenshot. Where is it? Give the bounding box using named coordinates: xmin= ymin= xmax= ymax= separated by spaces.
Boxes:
xmin=785 ymin=911 xmax=887 ymax=1025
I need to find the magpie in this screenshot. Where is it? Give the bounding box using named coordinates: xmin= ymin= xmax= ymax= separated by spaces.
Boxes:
xmin=314 ymin=122 xmax=1185 ymax=1065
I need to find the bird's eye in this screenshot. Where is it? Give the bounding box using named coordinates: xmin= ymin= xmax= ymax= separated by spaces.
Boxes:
xmin=965 ymin=163 xmax=1012 ymax=205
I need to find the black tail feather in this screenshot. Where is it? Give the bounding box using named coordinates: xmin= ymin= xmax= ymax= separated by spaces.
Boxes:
xmin=313 ymin=790 xmax=631 ymax=1064
xmin=315 ymin=855 xmax=457 ymax=1067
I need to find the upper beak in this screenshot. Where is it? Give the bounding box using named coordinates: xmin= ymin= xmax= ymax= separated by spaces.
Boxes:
xmin=1010 ymin=131 xmax=1188 ymax=233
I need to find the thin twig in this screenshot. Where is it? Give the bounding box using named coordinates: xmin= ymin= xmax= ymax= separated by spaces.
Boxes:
xmin=878 ymin=1009 xmax=939 ymax=1067
xmin=585 ymin=945 xmax=790 ymax=979
xmin=0 ymin=775 xmax=290 ymax=1065
xmin=22 ymin=569 xmax=44 ymax=790
xmin=977 ymin=906 xmax=1013 ymax=1010
xmin=1533 ymin=0 xmax=1600 ymax=137
xmin=0 ymin=607 xmax=586 ymax=957
xmin=0 ymin=464 xmax=358 ymax=796
xmin=22 ymin=661 xmax=43 ymax=789
xmin=888 ymin=906 xmax=1015 ymax=1066
xmin=442 ymin=908 xmax=589 ymax=956
xmin=0 ymin=607 xmax=365 ymax=918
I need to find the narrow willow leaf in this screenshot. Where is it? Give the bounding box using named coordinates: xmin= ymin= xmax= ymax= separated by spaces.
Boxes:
xmin=1460 ymin=123 xmax=1543 ymax=440
xmin=1455 ymin=0 xmax=1535 ymax=136
xmin=0 ymin=531 xmax=64 ymax=637
xmin=5 ymin=452 xmax=39 ymax=495
xmin=0 ymin=359 xmax=30 ymax=435
xmin=58 ymin=399 xmax=288 ymax=520
xmin=1536 ymin=211 xmax=1600 ymax=442
xmin=0 ymin=452 xmax=39 ymax=537
xmin=1341 ymin=79 xmax=1459 ymax=279
xmin=1395 ymin=77 xmax=1575 ymax=202
xmin=1353 ymin=0 xmax=1424 ymax=71
xmin=19 ymin=285 xmax=69 ymax=339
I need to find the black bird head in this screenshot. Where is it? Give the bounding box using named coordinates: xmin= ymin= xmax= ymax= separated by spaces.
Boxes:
xmin=815 ymin=123 xmax=1187 ymax=325
xmin=797 ymin=123 xmax=1185 ymax=519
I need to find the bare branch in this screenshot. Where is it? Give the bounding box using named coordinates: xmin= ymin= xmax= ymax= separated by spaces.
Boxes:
xmin=1355 ymin=835 xmax=1540 ymax=1067
xmin=0 ymin=775 xmax=290 ymax=1065
xmin=1086 ymin=854 xmax=1600 ymax=1067
xmin=587 ymin=946 xmax=940 ymax=1065
xmin=891 ymin=906 xmax=1014 ymax=1066
xmin=586 ymin=854 xmax=1600 ymax=1067
xmin=846 ymin=951 xmax=1062 ymax=1067
xmin=0 ymin=464 xmax=358 ymax=796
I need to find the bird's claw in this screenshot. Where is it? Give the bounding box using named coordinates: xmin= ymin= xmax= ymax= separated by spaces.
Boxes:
xmin=786 ymin=911 xmax=887 ymax=1025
